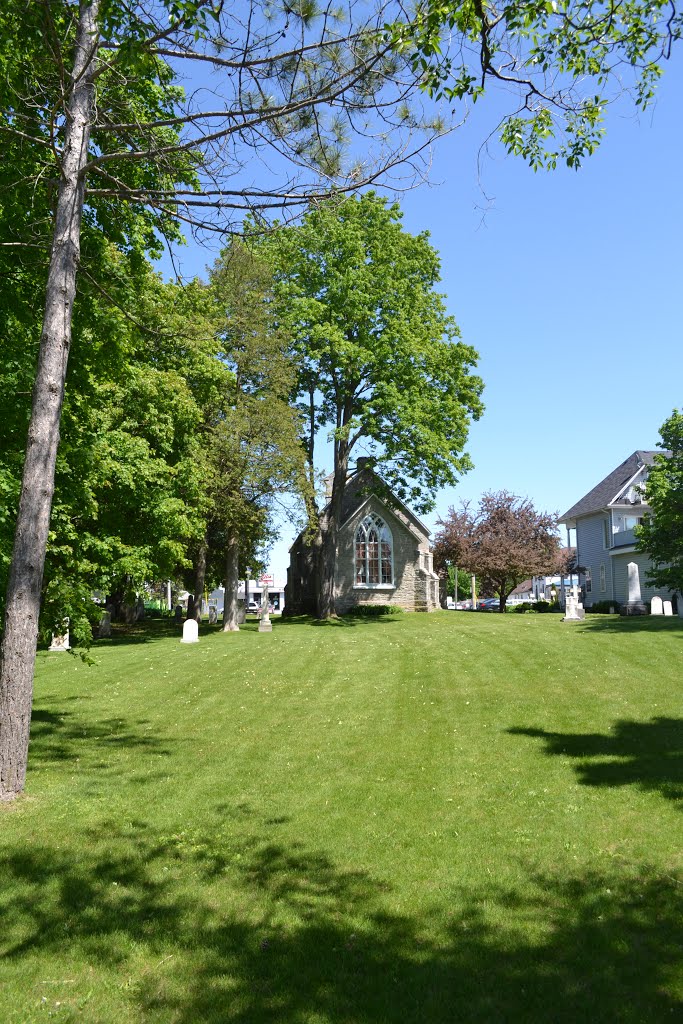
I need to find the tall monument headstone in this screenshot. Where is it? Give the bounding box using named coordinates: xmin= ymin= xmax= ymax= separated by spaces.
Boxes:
xmin=258 ymin=583 xmax=273 ymax=633
xmin=620 ymin=562 xmax=648 ymax=615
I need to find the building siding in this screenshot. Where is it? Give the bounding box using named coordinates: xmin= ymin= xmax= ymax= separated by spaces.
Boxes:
xmin=611 ymin=552 xmax=671 ymax=607
xmin=576 ymin=512 xmax=614 ymax=606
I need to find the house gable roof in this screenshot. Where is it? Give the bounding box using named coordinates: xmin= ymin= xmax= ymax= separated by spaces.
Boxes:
xmin=510 ymin=579 xmax=533 ymax=596
xmin=560 ymin=451 xmax=660 ymax=524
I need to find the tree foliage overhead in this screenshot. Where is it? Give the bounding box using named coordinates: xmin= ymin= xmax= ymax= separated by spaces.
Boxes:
xmin=434 ymin=490 xmax=570 ymax=611
xmin=638 ymin=411 xmax=683 ymax=594
xmin=405 ymin=0 xmax=682 ymax=170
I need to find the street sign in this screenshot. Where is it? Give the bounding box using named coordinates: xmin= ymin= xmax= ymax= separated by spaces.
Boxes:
xmin=258 ymin=574 xmax=274 ymax=585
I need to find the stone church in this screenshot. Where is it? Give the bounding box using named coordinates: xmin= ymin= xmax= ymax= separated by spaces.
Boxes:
xmin=285 ymin=459 xmax=440 ymax=614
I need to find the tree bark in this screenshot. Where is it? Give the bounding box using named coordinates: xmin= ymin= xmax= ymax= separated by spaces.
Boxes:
xmin=222 ymin=528 xmax=241 ymax=631
xmin=317 ymin=520 xmax=338 ymax=618
xmin=316 ymin=455 xmax=349 ymax=619
xmin=0 ymin=0 xmax=101 ymax=800
xmin=192 ymin=539 xmax=208 ymax=623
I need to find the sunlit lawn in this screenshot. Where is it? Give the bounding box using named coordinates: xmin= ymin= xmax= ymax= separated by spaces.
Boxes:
xmin=1 ymin=611 xmax=681 ymax=1023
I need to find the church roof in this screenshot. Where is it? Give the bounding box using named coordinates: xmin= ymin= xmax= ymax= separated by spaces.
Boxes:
xmin=289 ymin=464 xmax=430 ymax=550
xmin=339 ymin=466 xmax=431 ymax=539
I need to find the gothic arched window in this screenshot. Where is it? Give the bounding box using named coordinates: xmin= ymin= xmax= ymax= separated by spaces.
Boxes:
xmin=355 ymin=513 xmax=393 ymax=586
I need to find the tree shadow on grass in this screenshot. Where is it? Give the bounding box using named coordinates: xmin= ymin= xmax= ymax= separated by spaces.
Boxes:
xmin=28 ymin=697 xmax=174 ymax=773
xmin=1 ymin=820 xmax=681 ymax=1023
xmin=508 ymin=718 xmax=683 ymax=805
xmin=579 ymin=615 xmax=682 ymax=634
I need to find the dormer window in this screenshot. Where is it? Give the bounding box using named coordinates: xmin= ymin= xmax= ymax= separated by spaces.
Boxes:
xmin=355 ymin=513 xmax=393 ymax=586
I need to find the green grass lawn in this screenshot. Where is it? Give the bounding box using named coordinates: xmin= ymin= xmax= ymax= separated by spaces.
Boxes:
xmin=1 ymin=611 xmax=681 ymax=1023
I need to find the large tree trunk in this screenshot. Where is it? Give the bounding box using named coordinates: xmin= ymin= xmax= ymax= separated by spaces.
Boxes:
xmin=192 ymin=539 xmax=208 ymax=623
xmin=0 ymin=0 xmax=101 ymax=800
xmin=316 ymin=454 xmax=349 ymax=619
xmin=222 ymin=529 xmax=241 ymax=632
xmin=317 ymin=520 xmax=338 ymax=618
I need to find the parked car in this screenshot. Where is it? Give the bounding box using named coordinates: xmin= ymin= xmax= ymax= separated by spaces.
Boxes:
xmin=455 ymin=600 xmax=473 ymax=610
xmin=247 ymin=601 xmax=259 ymax=613
xmin=477 ymin=598 xmax=500 ymax=612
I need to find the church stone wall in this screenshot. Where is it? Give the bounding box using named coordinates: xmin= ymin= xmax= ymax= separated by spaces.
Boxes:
xmin=334 ymin=500 xmax=439 ymax=613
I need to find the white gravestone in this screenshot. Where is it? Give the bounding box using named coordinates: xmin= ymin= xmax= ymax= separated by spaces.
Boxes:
xmin=258 ymin=583 xmax=273 ymax=633
xmin=49 ymin=619 xmax=70 ymax=651
xmin=181 ymin=618 xmax=199 ymax=644
xmin=650 ymin=595 xmax=663 ymax=616
xmin=98 ymin=611 xmax=111 ymax=638
xmin=663 ymin=600 xmax=673 ymax=616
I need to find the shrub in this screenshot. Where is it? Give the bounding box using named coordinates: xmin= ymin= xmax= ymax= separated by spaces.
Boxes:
xmin=513 ymin=603 xmax=530 ymax=613
xmin=586 ymin=600 xmax=620 ymax=614
xmin=345 ymin=604 xmax=403 ymax=617
xmin=532 ymin=600 xmax=551 ymax=613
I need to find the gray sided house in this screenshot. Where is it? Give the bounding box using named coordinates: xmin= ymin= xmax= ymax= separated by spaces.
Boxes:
xmin=560 ymin=450 xmax=675 ymax=610
xmin=285 ymin=461 xmax=440 ymax=615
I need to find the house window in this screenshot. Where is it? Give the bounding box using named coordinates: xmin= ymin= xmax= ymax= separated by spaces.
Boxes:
xmin=614 ymin=514 xmax=643 ymax=534
xmin=585 ymin=568 xmax=592 ymax=594
xmin=355 ymin=513 xmax=393 ymax=586
xmin=602 ymin=519 xmax=610 ymax=549
xmin=600 ymin=564 xmax=606 ymax=592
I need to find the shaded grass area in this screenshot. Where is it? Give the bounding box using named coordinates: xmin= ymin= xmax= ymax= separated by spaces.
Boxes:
xmin=1 ymin=612 xmax=682 ymax=1022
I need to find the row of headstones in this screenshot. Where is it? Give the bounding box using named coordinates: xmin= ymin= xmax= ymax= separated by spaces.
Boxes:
xmin=651 ymin=596 xmax=677 ymax=616
xmin=181 ymin=600 xmax=272 ymax=642
xmin=50 ymin=600 xmax=233 ymax=649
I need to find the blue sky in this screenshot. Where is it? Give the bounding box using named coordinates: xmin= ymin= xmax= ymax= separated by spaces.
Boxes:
xmin=159 ymin=57 xmax=682 ymax=579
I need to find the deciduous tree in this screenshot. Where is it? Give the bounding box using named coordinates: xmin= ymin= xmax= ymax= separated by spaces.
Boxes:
xmin=204 ymin=242 xmax=309 ymax=631
xmin=259 ymin=192 xmax=484 ymax=617
xmin=638 ymin=411 xmax=683 ymax=595
xmin=435 ymin=491 xmax=569 ymax=612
